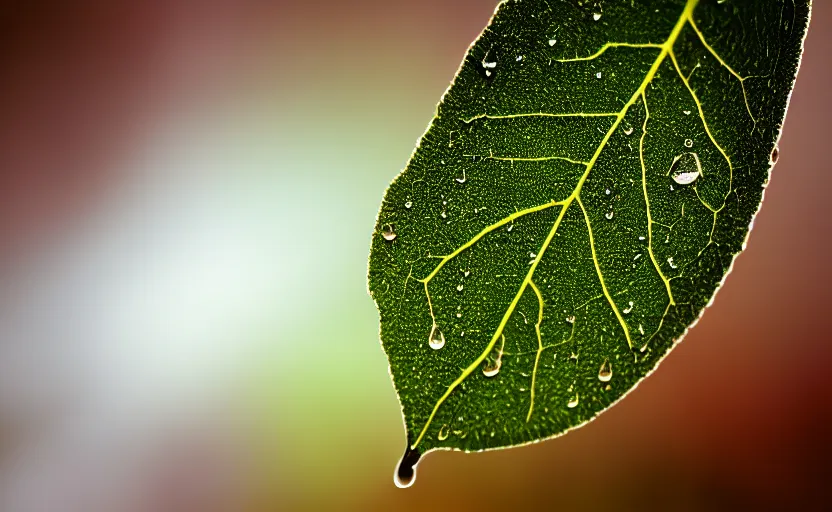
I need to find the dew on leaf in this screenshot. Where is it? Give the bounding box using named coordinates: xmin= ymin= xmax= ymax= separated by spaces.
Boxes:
xmin=405 ymin=201 xmax=413 ymax=209
xmin=382 ymin=224 xmax=397 ymax=241
xmin=437 ymin=424 xmax=450 ymax=441
xmin=598 ymin=359 xmax=613 ymax=382
xmin=670 ymin=152 xmax=702 ymax=185
xmin=593 ymin=13 xmax=602 ymax=21
xmin=605 ymin=211 xmax=614 ymax=220
xmin=548 ymin=38 xmax=557 ymax=46
xmin=567 ymin=393 xmax=580 ymax=408
xmin=623 ymin=301 xmax=634 ymax=314
xmin=429 ymin=325 xmax=446 ymax=350
xmin=684 ymin=138 xmax=694 ymax=148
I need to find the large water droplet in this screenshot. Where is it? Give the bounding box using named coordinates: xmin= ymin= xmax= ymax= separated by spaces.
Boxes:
xmin=482 ymin=359 xmax=502 ymax=378
xmin=429 ymin=325 xmax=445 ymax=350
xmin=382 ymin=224 xmax=397 ymax=241
xmin=394 ymin=447 xmax=422 ymax=488
xmin=567 ymin=392 xmax=580 ymax=408
xmin=670 ymin=152 xmax=702 ymax=185
xmin=598 ymin=359 xmax=613 ymax=382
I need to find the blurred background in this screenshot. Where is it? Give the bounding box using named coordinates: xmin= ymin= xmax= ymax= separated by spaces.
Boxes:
xmin=0 ymin=1 xmax=828 ymax=510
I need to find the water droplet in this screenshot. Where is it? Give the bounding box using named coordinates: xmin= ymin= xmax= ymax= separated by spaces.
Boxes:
xmin=639 ymin=236 xmax=646 ymax=241
xmin=456 ymin=312 xmax=462 ymax=318
xmin=405 ymin=201 xmax=413 ymax=209
xmin=440 ymin=211 xmax=448 ymax=219
xmin=605 ymin=211 xmax=614 ymax=220
xmin=429 ymin=325 xmax=446 ymax=350
xmin=485 ymin=69 xmax=492 ymax=77
xmin=683 ymin=110 xmax=691 ymax=115
xmin=598 ymin=359 xmax=613 ymax=382
xmin=437 ymin=424 xmax=450 ymax=441
xmin=605 ymin=188 xmax=611 ymax=195
xmin=516 ymin=55 xmax=523 ymax=62
xmin=530 ymin=252 xmax=537 ymax=258
xmin=548 ymin=39 xmax=557 ymax=47
xmin=482 ymin=59 xmax=497 ymax=69
xmin=566 ymin=315 xmax=575 ymax=324
xmin=667 ymin=257 xmax=678 ymax=269
xmin=623 ymin=301 xmax=634 ymax=314
xmin=382 ymin=224 xmax=397 ymax=241
xmin=623 ymin=126 xmax=634 ymax=136
xmin=507 ymin=224 xmax=514 ymax=232
xmin=684 ymin=139 xmax=694 ymax=148
xmin=464 ymin=270 xmax=471 ymax=277
xmin=457 ymin=284 xmax=464 ymax=292
xmin=455 ymin=170 xmax=467 ymax=184
xmin=670 ymin=152 xmax=702 ymax=185
xmin=567 ymin=393 xmax=580 ymax=408
xmin=394 ymin=447 xmax=421 ymax=488
xmin=638 ymin=324 xmax=645 ymax=335
xmin=593 ymin=13 xmax=602 ymax=21
xmin=596 ymin=71 xmax=602 ymax=79
xmin=771 ymin=145 xmax=780 ymax=163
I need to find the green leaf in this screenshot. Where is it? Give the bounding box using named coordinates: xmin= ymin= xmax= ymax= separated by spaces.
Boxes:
xmin=368 ymin=0 xmax=809 ymax=487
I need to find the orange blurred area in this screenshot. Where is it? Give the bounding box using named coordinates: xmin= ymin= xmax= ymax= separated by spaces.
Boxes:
xmin=0 ymin=1 xmax=829 ymax=510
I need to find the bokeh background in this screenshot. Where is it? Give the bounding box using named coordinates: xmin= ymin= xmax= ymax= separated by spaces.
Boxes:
xmin=0 ymin=1 xmax=828 ymax=510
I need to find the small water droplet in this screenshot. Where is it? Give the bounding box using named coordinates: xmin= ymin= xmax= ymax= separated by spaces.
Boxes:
xmin=639 ymin=236 xmax=646 ymax=241
xmin=456 ymin=312 xmax=462 ymax=318
xmin=548 ymin=39 xmax=557 ymax=47
xmin=566 ymin=315 xmax=575 ymax=324
xmin=429 ymin=325 xmax=446 ymax=350
xmin=593 ymin=12 xmax=602 ymax=21
xmin=457 ymin=284 xmax=464 ymax=292
xmin=623 ymin=126 xmax=634 ymax=136
xmin=598 ymin=359 xmax=613 ymax=382
xmin=394 ymin=447 xmax=421 ymax=488
xmin=507 ymin=224 xmax=514 ymax=232
xmin=485 ymin=70 xmax=492 ymax=77
xmin=596 ymin=71 xmax=602 ymax=79
xmin=771 ymin=145 xmax=780 ymax=163
xmin=567 ymin=393 xmax=580 ymax=408
xmin=405 ymin=201 xmax=413 ymax=209
xmin=638 ymin=324 xmax=645 ymax=335
xmin=605 ymin=188 xmax=611 ymax=195
xmin=455 ymin=171 xmax=467 ymax=184
xmin=683 ymin=110 xmax=691 ymax=115
xmin=605 ymin=211 xmax=614 ymax=220
xmin=382 ymin=224 xmax=397 ymax=241
xmin=530 ymin=252 xmax=537 ymax=258
xmin=684 ymin=139 xmax=694 ymax=148
xmin=482 ymin=59 xmax=497 ymax=69
xmin=668 ymin=256 xmax=677 ymax=269
xmin=437 ymin=424 xmax=450 ymax=441
xmin=516 ymin=55 xmax=523 ymax=62
xmin=622 ymin=301 xmax=634 ymax=314
xmin=440 ymin=211 xmax=448 ymax=219
xmin=670 ymin=152 xmax=702 ymax=185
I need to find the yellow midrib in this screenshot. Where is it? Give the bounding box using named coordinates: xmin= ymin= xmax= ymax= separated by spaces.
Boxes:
xmin=411 ymin=0 xmax=699 ymax=450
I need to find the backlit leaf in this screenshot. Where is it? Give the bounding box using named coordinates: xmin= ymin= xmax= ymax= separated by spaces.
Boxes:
xmin=367 ymin=0 xmax=810 ymax=487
